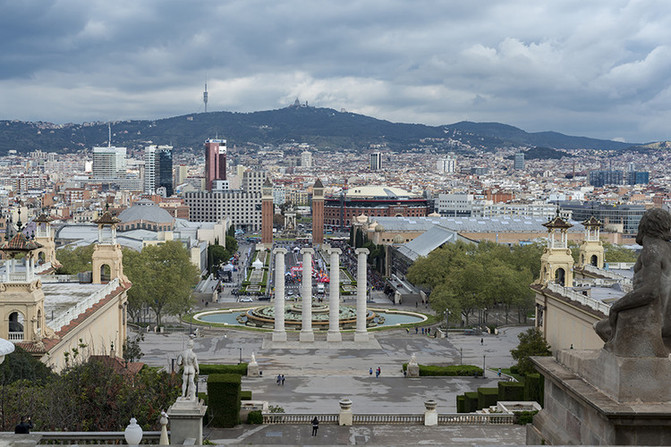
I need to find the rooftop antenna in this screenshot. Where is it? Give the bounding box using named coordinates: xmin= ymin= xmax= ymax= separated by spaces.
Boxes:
xmin=108 ymin=123 xmax=112 ymax=147
xmin=203 ymin=80 xmax=208 ymax=113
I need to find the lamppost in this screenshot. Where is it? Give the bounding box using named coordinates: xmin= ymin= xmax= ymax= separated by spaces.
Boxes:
xmin=482 ymin=354 xmax=486 ymax=379
xmin=444 ymin=308 xmax=449 ymax=338
xmin=239 ymin=347 xmax=243 ymax=364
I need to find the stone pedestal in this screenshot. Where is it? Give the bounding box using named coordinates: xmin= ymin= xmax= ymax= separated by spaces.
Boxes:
xmin=327 ymin=248 xmax=342 ymax=343
xmin=424 ymin=400 xmax=438 ymax=426
xmin=300 ymin=248 xmax=315 ymax=342
xmin=167 ymin=398 xmax=207 ymax=446
xmin=354 ymin=248 xmax=369 ymax=343
xmin=248 ymin=361 xmax=260 ymax=376
xmin=339 ymin=398 xmax=353 ymax=426
xmin=407 ymin=364 xmax=420 ymax=378
xmin=529 ymin=350 xmax=671 ymax=445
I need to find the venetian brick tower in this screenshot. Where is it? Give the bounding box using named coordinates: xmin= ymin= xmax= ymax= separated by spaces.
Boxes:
xmin=261 ymin=178 xmax=273 ymax=247
xmin=312 ymin=178 xmax=324 ymax=245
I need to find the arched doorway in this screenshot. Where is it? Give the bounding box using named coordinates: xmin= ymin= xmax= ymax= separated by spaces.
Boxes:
xmin=591 ymin=255 xmax=598 ymax=267
xmin=555 ymin=268 xmax=566 ymax=286
xmin=37 ymin=251 xmax=46 ymax=264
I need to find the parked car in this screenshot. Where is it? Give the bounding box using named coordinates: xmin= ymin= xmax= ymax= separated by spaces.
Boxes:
xmin=239 ymin=297 xmax=253 ymax=303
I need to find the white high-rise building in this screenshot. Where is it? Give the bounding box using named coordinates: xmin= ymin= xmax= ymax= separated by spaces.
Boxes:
xmin=437 ymin=153 xmax=456 ymax=174
xmin=93 ymin=146 xmax=127 ymax=179
xmin=301 ymin=151 xmax=313 ymax=168
xmin=370 ymin=152 xmax=382 ymax=171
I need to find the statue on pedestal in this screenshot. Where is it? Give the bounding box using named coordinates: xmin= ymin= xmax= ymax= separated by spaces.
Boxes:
xmin=594 ymin=208 xmax=671 ymax=357
xmin=177 ymin=339 xmax=199 ymax=400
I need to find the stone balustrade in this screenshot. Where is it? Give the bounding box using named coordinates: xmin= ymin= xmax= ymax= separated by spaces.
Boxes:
xmin=28 ymin=431 xmax=162 ymax=444
xmin=262 ymin=412 xmax=514 ymax=425
xmin=546 ymin=282 xmax=611 ymax=315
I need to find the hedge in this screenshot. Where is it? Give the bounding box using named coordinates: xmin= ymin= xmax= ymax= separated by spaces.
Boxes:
xmin=208 ymin=374 xmax=241 ymax=427
xmin=401 ymin=364 xmax=483 ymax=376
xmin=464 ymin=392 xmax=479 ymax=413
xmin=247 ymin=410 xmax=263 ymax=424
xmin=524 ymin=373 xmax=544 ymax=406
xmin=241 ymin=390 xmax=253 ymax=401
xmin=200 ymin=363 xmax=249 ymax=376
xmin=514 ymin=410 xmax=538 ymax=425
xmin=477 ymin=387 xmax=499 ymax=410
xmin=498 ymin=382 xmax=525 ymax=401
xmin=456 ymin=395 xmax=466 ymax=413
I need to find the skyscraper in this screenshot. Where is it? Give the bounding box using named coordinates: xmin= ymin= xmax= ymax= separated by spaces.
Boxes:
xmin=144 ymin=145 xmax=173 ymax=196
xmin=437 ymin=153 xmax=456 ymax=174
xmin=205 ymin=139 xmax=227 ymax=191
xmin=301 ymin=151 xmax=313 ymax=168
xmin=370 ymin=152 xmax=382 ymax=171
xmin=514 ymin=152 xmax=525 ymax=170
xmin=93 ymin=146 xmax=127 ymax=179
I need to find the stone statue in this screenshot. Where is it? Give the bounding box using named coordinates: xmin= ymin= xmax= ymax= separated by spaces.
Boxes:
xmin=177 ymin=339 xmax=199 ymax=400
xmin=409 ymin=353 xmax=418 ymax=366
xmin=594 ymin=208 xmax=671 ymax=357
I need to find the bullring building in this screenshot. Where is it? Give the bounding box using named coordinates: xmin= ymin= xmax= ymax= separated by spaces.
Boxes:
xmin=325 ymin=185 xmax=428 ymax=229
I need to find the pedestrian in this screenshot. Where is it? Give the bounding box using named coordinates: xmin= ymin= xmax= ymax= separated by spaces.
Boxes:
xmin=14 ymin=416 xmax=32 ymax=434
xmin=277 ymin=374 xmax=281 ymax=386
xmin=498 ymin=368 xmax=502 ymax=378
xmin=415 ymin=327 xmax=418 ymax=334
xmin=427 ymin=327 xmax=431 ymax=335
xmin=480 ymin=338 xmax=484 ymax=345
xmin=406 ymin=328 xmax=410 ymax=334
xmin=311 ymin=417 xmax=319 ymax=436
xmin=281 ymin=374 xmax=285 ymax=386
xmin=369 ymin=367 xmax=373 ymax=376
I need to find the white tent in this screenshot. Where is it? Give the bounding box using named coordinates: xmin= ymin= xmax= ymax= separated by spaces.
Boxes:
xmin=252 ymin=259 xmax=263 ymax=270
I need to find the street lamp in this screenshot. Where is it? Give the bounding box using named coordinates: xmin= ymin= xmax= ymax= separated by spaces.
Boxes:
xmin=444 ymin=308 xmax=449 ymax=338
xmin=239 ymin=347 xmax=243 ymax=364
xmin=482 ymin=355 xmax=486 ymax=379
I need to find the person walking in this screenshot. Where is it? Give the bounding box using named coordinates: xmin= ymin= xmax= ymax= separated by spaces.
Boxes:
xmin=369 ymin=367 xmax=373 ymax=376
xmin=281 ymin=374 xmax=285 ymax=386
xmin=277 ymin=374 xmax=282 ymax=386
xmin=311 ymin=417 xmax=319 ymax=436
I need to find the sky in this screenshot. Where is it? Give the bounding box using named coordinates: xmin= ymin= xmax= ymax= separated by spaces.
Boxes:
xmin=1 ymin=0 xmax=670 ymax=143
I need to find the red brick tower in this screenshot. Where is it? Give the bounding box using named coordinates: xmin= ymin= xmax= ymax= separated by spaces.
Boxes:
xmin=312 ymin=178 xmax=324 ymax=245
xmin=261 ymin=178 xmax=274 ymax=246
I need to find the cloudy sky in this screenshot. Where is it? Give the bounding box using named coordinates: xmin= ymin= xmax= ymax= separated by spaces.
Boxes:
xmin=1 ymin=0 xmax=670 ymax=143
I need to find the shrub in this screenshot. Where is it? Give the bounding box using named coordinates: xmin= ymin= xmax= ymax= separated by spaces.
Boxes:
xmin=241 ymin=390 xmax=252 ymax=401
xmin=498 ymin=382 xmax=525 ymax=401
xmin=477 ymin=387 xmax=499 ymax=409
xmin=464 ymin=392 xmax=479 ymax=412
xmin=199 ymin=364 xmax=248 ymax=376
xmin=524 ymin=373 xmax=544 ymax=406
xmin=510 ymin=365 xmax=519 ymax=375
xmin=401 ymin=364 xmax=483 ymax=376
xmin=208 ymin=374 xmax=241 ymax=428
xmin=456 ymin=395 xmax=466 ymax=413
xmin=246 ymin=410 xmax=263 ymax=424
xmin=514 ymin=410 xmax=538 ymax=425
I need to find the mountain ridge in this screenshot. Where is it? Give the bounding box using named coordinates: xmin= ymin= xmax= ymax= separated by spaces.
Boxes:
xmin=0 ymin=105 xmax=638 ymax=154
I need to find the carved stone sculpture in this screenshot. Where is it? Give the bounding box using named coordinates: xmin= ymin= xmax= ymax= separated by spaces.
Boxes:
xmin=177 ymin=339 xmax=199 ymax=400
xmin=594 ymin=208 xmax=671 ymax=357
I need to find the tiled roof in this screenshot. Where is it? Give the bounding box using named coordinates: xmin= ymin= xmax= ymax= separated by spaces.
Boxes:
xmin=582 ymin=216 xmax=602 ymax=227
xmin=94 ymin=211 xmax=121 ymax=226
xmin=33 ymin=213 xmax=54 ymax=224
xmin=542 ymin=216 xmax=573 ymax=229
xmin=1 ymin=232 xmax=43 ymax=252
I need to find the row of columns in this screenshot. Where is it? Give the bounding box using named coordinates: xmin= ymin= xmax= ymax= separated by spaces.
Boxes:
xmin=272 ymin=246 xmax=370 ymax=343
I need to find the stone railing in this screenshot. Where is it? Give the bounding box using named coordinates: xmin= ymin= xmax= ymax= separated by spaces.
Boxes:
xmin=49 ymin=278 xmax=121 ymax=332
xmin=262 ymin=413 xmax=514 ymax=425
xmin=547 ymin=282 xmax=611 ymax=315
xmin=8 ymin=331 xmax=23 ymax=341
xmin=31 ymin=431 xmax=162 ymax=444
xmin=583 ymin=265 xmax=631 ymax=283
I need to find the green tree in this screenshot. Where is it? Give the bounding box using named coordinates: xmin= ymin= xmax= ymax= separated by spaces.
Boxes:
xmin=124 ymin=241 xmax=200 ymax=327
xmin=55 ymin=244 xmax=95 ymax=274
xmin=603 ymin=242 xmax=638 ymax=263
xmin=0 ymin=345 xmax=55 ymax=386
xmin=510 ymin=328 xmax=552 ymax=375
xmin=225 ymin=234 xmax=238 ymax=254
xmin=208 ymin=244 xmax=230 ymax=273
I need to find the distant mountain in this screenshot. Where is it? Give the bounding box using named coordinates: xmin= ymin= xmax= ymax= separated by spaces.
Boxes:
xmin=505 ymin=146 xmax=574 ymax=161
xmin=0 ymin=106 xmax=637 ymax=154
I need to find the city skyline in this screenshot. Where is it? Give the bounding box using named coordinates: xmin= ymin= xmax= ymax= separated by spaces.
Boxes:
xmin=1 ymin=1 xmax=670 ymax=144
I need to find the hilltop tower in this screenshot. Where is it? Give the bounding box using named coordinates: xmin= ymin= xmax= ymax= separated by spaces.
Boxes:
xmin=539 ymin=215 xmax=574 ymax=287
xmin=579 ymin=216 xmax=604 ymax=269
xmin=261 ymin=178 xmax=274 ymax=247
xmin=312 ymin=179 xmax=324 ymax=245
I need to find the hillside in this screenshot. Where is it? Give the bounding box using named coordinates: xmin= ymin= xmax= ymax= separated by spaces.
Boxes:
xmin=0 ymin=106 xmax=636 ymax=154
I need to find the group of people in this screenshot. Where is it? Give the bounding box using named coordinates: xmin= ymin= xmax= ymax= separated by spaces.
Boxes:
xmin=369 ymin=366 xmax=382 ymax=378
xmin=276 ymin=374 xmax=286 ymax=386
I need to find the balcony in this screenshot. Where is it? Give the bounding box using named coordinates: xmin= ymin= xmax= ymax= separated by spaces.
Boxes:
xmin=8 ymin=331 xmax=23 ymax=341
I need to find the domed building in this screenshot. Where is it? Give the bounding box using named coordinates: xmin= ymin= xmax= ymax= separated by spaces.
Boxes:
xmin=325 ymin=185 xmax=428 ymax=229
xmin=117 ymin=199 xmax=175 ymax=232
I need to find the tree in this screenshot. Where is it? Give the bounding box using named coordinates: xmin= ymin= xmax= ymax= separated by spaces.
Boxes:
xmin=510 ymin=328 xmax=552 ymax=375
xmin=123 ymin=333 xmax=144 ymax=363
xmin=124 ymin=241 xmax=200 ymax=327
xmin=208 ymin=244 xmax=230 ymax=273
xmin=225 ymin=235 xmax=238 ymax=254
xmin=603 ymin=242 xmax=638 ymax=263
xmin=0 ymin=345 xmax=55 ymax=386
xmin=55 ymin=244 xmax=95 ymax=275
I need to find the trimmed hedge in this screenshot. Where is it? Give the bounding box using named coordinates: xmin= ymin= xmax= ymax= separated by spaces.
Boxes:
xmin=208 ymin=374 xmax=241 ymax=428
xmin=247 ymin=410 xmax=263 ymax=424
xmin=514 ymin=410 xmax=538 ymax=425
xmin=498 ymin=382 xmax=525 ymax=401
xmin=456 ymin=395 xmax=466 ymax=413
xmin=200 ymin=363 xmax=249 ymax=376
xmin=510 ymin=365 xmax=519 ymax=375
xmin=241 ymin=390 xmax=252 ymax=401
xmin=524 ymin=373 xmax=544 ymax=406
xmin=477 ymin=387 xmax=499 ymax=410
xmin=401 ymin=364 xmax=483 ymax=376
xmin=464 ymin=392 xmax=479 ymax=413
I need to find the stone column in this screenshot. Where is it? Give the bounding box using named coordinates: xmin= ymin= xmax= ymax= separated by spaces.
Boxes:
xmin=272 ymin=248 xmax=287 ymax=342
xmin=327 ymin=248 xmax=342 ymax=342
xmin=300 ymin=248 xmax=315 ymax=342
xmin=354 ymin=248 xmax=369 ymax=342
xmin=424 ymin=400 xmax=438 ymax=426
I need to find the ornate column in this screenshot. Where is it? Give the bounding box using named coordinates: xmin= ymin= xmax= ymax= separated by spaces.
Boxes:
xmin=300 ymin=248 xmax=315 ymax=342
xmin=354 ymin=248 xmax=369 ymax=342
xmin=272 ymin=248 xmax=287 ymax=342
xmin=327 ymin=247 xmax=342 ymax=342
